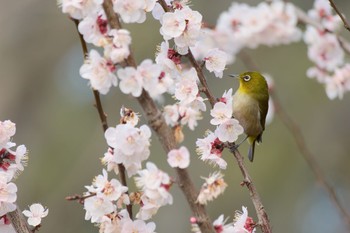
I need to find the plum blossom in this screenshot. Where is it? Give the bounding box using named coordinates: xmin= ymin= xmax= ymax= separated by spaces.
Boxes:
xmin=196 ymin=131 xmax=226 ymax=169
xmin=155 ymin=41 xmax=182 ymax=73
xmin=117 ymin=67 xmax=143 ymax=97
xmin=304 ymin=26 xmax=344 ymax=72
xmin=308 ymin=0 xmax=342 ymax=31
xmin=214 ymin=1 xmax=301 ymax=56
xmin=7 ymin=144 xmax=28 ymax=173
xmin=104 ymin=124 xmax=151 ymax=177
xmin=179 ymin=105 xmax=203 ymax=130
xmin=138 ymin=59 xmax=174 ymax=99
xmin=85 ymin=169 xmax=128 ymax=201
xmin=204 ymin=48 xmax=227 ymax=78
xmin=215 ymin=119 xmax=244 ymax=143
xmin=160 ymin=7 xmax=203 ymax=54
xmin=325 ymin=64 xmax=350 ymax=99
xmin=160 ymin=10 xmax=187 ymax=39
xmin=0 ymin=120 xmax=16 ymax=148
xmin=59 ymin=0 xmax=103 ymax=20
xmin=78 ymin=11 xmax=108 ymax=47
xmin=80 ymin=49 xmax=117 ymax=95
xmin=210 ymin=102 xmax=232 ymax=126
xmin=174 ymin=68 xmax=199 ymax=105
xmin=22 ymin=203 xmax=49 ymax=227
xmin=197 ymin=172 xmax=227 ymax=205
xmin=134 ymin=162 xmax=173 ymax=220
xmin=163 ymin=104 xmax=180 ymax=127
xmin=0 ymin=171 xmax=17 ymax=216
xmin=113 ymin=0 xmax=156 ymax=24
xmin=104 ymin=29 xmax=131 ymax=64
xmin=167 ymin=146 xmax=190 ymax=169
xmin=84 ymin=195 xmax=115 ymax=223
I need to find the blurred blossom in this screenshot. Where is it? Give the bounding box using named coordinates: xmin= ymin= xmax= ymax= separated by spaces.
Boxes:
xmin=204 ymin=48 xmax=228 ymax=78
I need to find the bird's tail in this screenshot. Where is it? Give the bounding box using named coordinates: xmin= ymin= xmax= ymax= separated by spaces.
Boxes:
xmin=248 ymin=138 xmax=256 ymax=162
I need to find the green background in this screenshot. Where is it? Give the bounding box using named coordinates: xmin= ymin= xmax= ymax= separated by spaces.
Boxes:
xmin=1 ymin=0 xmax=350 ymax=232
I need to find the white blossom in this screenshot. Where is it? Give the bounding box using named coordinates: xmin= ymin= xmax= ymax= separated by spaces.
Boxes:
xmin=59 ymin=0 xmax=103 ymax=20
xmin=167 ymin=146 xmax=190 ymax=169
xmin=174 ymin=68 xmax=199 ymax=105
xmin=104 ymin=124 xmax=151 ymax=177
xmin=215 ymin=119 xmax=244 ymax=143
xmin=204 ymin=48 xmax=227 ymax=78
xmin=0 ymin=120 xmax=16 ymax=148
xmin=80 ymin=49 xmax=117 ymax=95
xmin=84 ymin=196 xmax=115 ymax=223
xmin=118 ymin=67 xmax=143 ymax=97
xmin=210 ymin=102 xmax=232 ymax=126
xmin=22 ymin=203 xmax=49 ymax=227
xmin=135 ymin=162 xmax=173 ymax=220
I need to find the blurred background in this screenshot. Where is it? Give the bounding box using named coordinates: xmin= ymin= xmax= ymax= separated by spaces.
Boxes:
xmin=1 ymin=0 xmax=350 ymax=232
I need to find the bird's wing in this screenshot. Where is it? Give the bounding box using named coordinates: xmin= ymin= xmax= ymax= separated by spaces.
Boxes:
xmin=258 ymin=94 xmax=269 ymax=131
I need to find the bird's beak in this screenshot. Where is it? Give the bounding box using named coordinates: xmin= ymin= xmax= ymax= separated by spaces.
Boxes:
xmin=229 ymin=74 xmax=239 ymax=79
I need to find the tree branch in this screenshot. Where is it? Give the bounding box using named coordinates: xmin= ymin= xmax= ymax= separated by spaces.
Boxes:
xmin=187 ymin=50 xmax=216 ymax=107
xmin=72 ymin=18 xmax=132 ymax=218
xmin=328 ymin=0 xmax=350 ymax=32
xmin=156 ymin=1 xmax=272 ymax=232
xmin=8 ymin=205 xmax=32 ymax=233
xmin=229 ymin=146 xmax=272 ymax=233
xmin=101 ymin=1 xmax=214 ymax=232
xmin=238 ymin=51 xmax=350 ymax=230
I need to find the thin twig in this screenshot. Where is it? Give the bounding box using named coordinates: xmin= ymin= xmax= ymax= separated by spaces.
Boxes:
xmin=229 ymin=145 xmax=272 ymax=233
xmin=187 ymin=50 xmax=216 ymax=107
xmin=328 ymin=0 xmax=350 ymax=32
xmin=238 ymin=51 xmax=350 ymax=230
xmin=7 ymin=205 xmax=32 ymax=233
xmin=101 ymin=1 xmax=215 ymax=232
xmin=72 ymin=18 xmax=132 ymax=218
xmin=157 ymin=1 xmax=272 ymax=232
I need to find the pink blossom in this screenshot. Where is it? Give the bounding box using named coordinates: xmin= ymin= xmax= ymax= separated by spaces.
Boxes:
xmin=80 ymin=50 xmax=117 ymax=95
xmin=167 ymin=146 xmax=190 ymax=169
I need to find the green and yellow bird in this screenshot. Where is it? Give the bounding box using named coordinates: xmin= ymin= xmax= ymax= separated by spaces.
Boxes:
xmin=231 ymin=71 xmax=269 ymax=162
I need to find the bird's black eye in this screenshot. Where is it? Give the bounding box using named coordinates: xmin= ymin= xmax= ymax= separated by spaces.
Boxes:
xmin=243 ymin=75 xmax=251 ymax=82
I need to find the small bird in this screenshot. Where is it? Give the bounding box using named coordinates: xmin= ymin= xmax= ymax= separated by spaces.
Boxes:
xmin=230 ymin=71 xmax=269 ymax=162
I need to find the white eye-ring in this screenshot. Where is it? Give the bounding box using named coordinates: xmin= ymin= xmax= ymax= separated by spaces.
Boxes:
xmin=243 ymin=75 xmax=251 ymax=82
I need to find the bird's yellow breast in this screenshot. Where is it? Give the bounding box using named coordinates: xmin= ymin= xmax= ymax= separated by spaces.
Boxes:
xmin=232 ymin=90 xmax=262 ymax=137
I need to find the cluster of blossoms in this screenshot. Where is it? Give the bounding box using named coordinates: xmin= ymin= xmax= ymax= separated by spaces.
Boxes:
xmin=192 ymin=1 xmax=302 ymax=64
xmin=304 ymin=0 xmax=350 ymax=99
xmin=0 ymin=120 xmax=48 ymax=230
xmin=58 ymin=0 xmax=350 ymax=232
xmin=134 ymin=162 xmax=173 ymax=220
xmin=83 ymin=162 xmax=172 ymax=231
xmin=103 ymin=108 xmax=151 ymax=177
xmin=196 ymin=89 xmax=243 ymax=170
xmin=80 ymin=107 xmax=172 ymax=232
